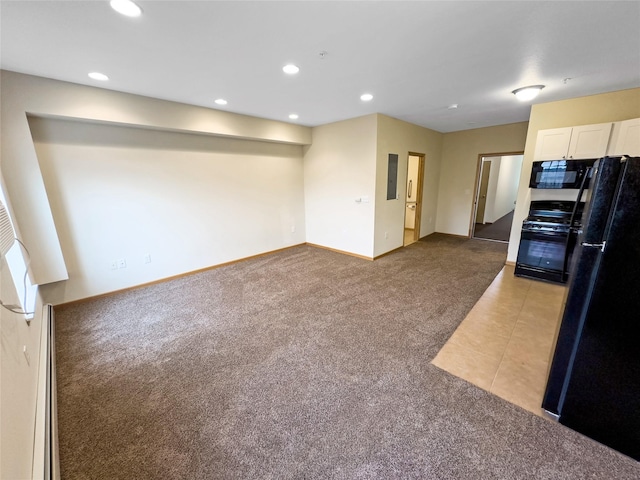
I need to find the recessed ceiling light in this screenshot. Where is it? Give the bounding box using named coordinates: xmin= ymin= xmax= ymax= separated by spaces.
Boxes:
xmin=289 ymin=114 xmax=299 ymax=120
xmin=360 ymin=93 xmax=373 ymax=102
xmin=110 ymin=0 xmax=142 ymax=17
xmin=214 ymin=99 xmax=228 ymax=105
xmin=88 ymin=72 xmax=109 ymax=81
xmin=512 ymin=85 xmax=545 ymax=102
xmin=448 ymin=104 xmax=459 ymax=110
xmin=283 ymin=64 xmax=300 ymax=75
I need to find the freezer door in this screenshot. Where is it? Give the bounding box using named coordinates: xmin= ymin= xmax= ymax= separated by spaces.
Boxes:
xmin=579 ymin=157 xmax=623 ymax=244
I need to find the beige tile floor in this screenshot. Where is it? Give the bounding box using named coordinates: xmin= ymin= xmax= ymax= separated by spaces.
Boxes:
xmin=432 ymin=264 xmax=566 ymax=417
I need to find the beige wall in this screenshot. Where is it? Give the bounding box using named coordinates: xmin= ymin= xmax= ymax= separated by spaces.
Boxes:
xmin=32 ymin=117 xmax=306 ymax=305
xmin=374 ymin=115 xmax=443 ymax=256
xmin=0 ymin=70 xmax=311 ymax=286
xmin=303 ymin=113 xmax=443 ymax=259
xmin=436 ymin=122 xmax=529 ymax=236
xmin=0 ymin=71 xmax=311 ymax=477
xmin=303 ymin=115 xmax=378 ymax=257
xmin=507 ymin=88 xmax=640 ymax=262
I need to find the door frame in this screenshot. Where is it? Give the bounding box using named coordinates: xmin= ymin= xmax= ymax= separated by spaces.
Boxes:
xmin=469 ymin=151 xmax=524 ymax=238
xmin=476 ymin=160 xmax=492 ymax=225
xmin=405 ymin=152 xmax=425 ymax=244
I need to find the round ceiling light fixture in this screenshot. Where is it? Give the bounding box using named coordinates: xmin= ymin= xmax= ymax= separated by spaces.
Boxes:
xmin=283 ymin=64 xmax=300 ymax=75
xmin=214 ymin=99 xmax=228 ymax=105
xmin=88 ymin=72 xmax=109 ymax=81
xmin=360 ymin=93 xmax=373 ymax=102
xmin=110 ymin=0 xmax=142 ymax=17
xmin=289 ymin=114 xmax=299 ymax=120
xmin=512 ymin=85 xmax=545 ymax=102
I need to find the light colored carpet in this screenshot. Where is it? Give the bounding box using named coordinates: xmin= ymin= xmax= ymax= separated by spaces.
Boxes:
xmin=54 ymin=234 xmax=639 ymax=479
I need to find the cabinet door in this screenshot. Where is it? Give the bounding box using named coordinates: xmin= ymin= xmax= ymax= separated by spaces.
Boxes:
xmin=608 ymin=118 xmax=640 ymax=156
xmin=567 ymin=123 xmax=612 ymax=159
xmin=535 ymin=127 xmax=573 ymax=160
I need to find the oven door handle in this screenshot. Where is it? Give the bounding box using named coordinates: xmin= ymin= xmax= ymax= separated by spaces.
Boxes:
xmin=581 ymin=241 xmax=606 ymax=253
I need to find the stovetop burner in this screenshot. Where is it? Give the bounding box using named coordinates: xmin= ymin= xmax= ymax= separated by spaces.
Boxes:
xmin=522 ymin=220 xmax=571 ymax=233
xmin=525 ymin=200 xmax=585 ymax=229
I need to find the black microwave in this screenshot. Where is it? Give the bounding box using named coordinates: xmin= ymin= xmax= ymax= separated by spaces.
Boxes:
xmin=529 ymin=159 xmax=597 ymax=189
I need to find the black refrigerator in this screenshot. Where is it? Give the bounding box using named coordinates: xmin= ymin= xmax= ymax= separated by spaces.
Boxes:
xmin=542 ymin=156 xmax=640 ymax=460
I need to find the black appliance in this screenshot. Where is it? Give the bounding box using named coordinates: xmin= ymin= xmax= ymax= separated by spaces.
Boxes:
xmin=542 ymin=156 xmax=640 ymax=460
xmin=514 ymin=200 xmax=584 ymax=283
xmin=530 ymin=159 xmax=596 ymax=189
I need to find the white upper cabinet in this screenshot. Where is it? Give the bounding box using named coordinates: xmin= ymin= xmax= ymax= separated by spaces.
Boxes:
xmin=535 ymin=123 xmax=612 ymax=160
xmin=607 ymin=118 xmax=640 ymax=157
xmin=567 ymin=123 xmax=613 ymax=159
xmin=535 ymin=127 xmax=573 ymax=160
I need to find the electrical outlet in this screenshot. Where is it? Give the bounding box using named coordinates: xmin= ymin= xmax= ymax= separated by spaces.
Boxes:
xmin=384 ymin=231 xmax=388 ymax=239
xmin=118 ymin=258 xmax=127 ymax=269
xmin=110 ymin=260 xmax=118 ymax=270
xmin=291 ymin=226 xmax=295 ymax=233
xmin=144 ymin=254 xmax=152 ymax=264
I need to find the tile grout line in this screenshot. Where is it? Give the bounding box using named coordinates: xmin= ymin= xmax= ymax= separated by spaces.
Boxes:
xmin=489 ymin=279 xmax=532 ymax=392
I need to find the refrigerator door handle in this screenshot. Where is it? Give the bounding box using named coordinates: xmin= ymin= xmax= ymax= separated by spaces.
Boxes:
xmin=581 ymin=240 xmax=606 ymax=252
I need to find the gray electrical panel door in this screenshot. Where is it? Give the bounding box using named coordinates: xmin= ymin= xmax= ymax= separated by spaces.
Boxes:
xmin=387 ymin=154 xmax=398 ymax=200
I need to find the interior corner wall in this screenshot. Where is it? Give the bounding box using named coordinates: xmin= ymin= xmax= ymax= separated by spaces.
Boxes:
xmin=492 ymin=155 xmax=522 ymax=222
xmin=436 ymin=122 xmax=528 ymax=237
xmin=303 ymin=115 xmax=378 ymax=258
xmin=0 ymin=70 xmax=311 ymax=288
xmin=374 ymin=115 xmax=443 ymax=257
xmin=507 ymin=88 xmax=640 ymax=263
xmin=31 ymin=117 xmax=306 ymax=305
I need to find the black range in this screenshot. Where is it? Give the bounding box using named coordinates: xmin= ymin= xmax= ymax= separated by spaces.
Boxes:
xmin=515 ymin=200 xmax=584 ymax=283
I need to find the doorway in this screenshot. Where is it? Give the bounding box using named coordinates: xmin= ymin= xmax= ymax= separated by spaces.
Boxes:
xmin=404 ymin=153 xmax=425 ymax=246
xmin=471 ymin=153 xmax=524 ymax=243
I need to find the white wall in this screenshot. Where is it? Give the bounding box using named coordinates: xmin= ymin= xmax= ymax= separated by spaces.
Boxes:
xmin=31 ymin=117 xmax=305 ymax=304
xmin=0 ymin=175 xmax=47 ymax=479
xmin=481 ymin=154 xmax=522 ymax=224
xmin=492 ymin=155 xmax=522 ymax=221
xmin=303 ymin=115 xmax=378 ymax=258
xmin=482 ymin=157 xmax=501 ymax=223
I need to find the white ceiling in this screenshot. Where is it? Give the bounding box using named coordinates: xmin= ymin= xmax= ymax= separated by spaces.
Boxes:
xmin=1 ymin=1 xmax=639 ymax=133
